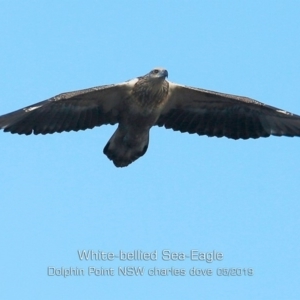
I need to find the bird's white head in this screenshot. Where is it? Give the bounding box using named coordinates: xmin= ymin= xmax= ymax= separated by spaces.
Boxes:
xmin=147 ymin=67 xmax=168 ymax=80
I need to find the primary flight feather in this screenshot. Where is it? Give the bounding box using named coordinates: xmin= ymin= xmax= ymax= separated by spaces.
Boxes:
xmin=1 ymin=67 xmax=300 ymax=167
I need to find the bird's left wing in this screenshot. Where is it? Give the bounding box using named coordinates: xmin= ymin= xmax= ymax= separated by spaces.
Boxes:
xmin=156 ymin=82 xmax=300 ymax=139
xmin=0 ymin=81 xmax=133 ymax=135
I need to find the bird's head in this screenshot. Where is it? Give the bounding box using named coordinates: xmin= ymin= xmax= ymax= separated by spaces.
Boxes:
xmin=147 ymin=68 xmax=168 ymax=80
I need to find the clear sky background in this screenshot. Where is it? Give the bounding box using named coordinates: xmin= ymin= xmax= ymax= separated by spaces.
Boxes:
xmin=1 ymin=1 xmax=300 ymax=299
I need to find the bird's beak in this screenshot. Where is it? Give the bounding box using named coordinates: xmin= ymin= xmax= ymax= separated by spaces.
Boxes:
xmin=163 ymin=70 xmax=168 ymax=78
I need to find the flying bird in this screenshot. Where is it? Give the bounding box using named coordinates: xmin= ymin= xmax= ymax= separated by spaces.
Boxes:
xmin=1 ymin=67 xmax=300 ymax=167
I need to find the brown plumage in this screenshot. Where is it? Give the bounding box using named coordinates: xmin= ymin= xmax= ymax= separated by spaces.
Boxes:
xmin=1 ymin=67 xmax=300 ymax=167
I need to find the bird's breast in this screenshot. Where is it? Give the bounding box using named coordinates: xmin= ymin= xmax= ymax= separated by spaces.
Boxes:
xmin=131 ymin=79 xmax=169 ymax=111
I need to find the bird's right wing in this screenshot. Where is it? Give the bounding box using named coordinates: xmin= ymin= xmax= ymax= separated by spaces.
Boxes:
xmin=156 ymin=82 xmax=300 ymax=139
xmin=0 ymin=80 xmax=136 ymax=135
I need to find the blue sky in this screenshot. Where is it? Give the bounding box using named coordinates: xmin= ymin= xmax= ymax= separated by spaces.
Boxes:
xmin=1 ymin=1 xmax=300 ymax=299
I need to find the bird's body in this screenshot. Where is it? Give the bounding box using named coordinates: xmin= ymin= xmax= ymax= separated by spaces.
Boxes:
xmin=1 ymin=67 xmax=300 ymax=167
xmin=104 ymin=70 xmax=169 ymax=166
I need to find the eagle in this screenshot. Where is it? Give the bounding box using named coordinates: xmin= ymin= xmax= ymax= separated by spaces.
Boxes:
xmin=1 ymin=67 xmax=300 ymax=167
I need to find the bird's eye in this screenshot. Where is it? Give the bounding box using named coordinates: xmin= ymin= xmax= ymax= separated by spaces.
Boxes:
xmin=153 ymin=69 xmax=159 ymax=74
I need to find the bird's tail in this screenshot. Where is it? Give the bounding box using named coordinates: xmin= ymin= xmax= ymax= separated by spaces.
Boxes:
xmin=103 ymin=126 xmax=149 ymax=167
